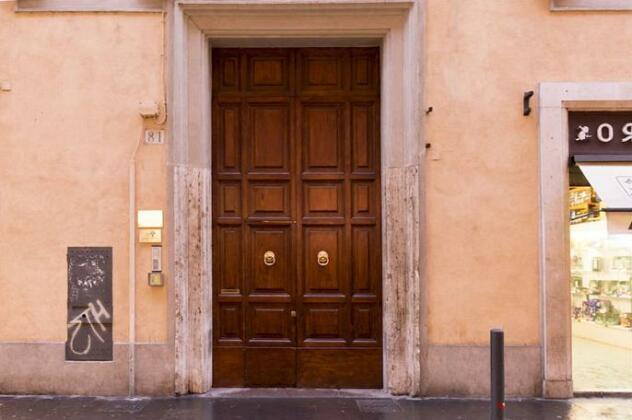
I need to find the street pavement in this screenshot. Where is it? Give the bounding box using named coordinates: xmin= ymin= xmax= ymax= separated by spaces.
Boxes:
xmin=573 ymin=336 xmax=632 ymax=391
xmin=1 ymin=394 xmax=632 ymax=420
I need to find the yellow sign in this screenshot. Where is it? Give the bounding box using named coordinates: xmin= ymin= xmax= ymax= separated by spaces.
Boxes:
xmin=137 ymin=210 xmax=163 ymax=228
xmin=139 ymin=228 xmax=162 ymax=244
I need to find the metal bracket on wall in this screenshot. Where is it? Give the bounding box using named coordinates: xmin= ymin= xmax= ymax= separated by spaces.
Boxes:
xmin=523 ymin=91 xmax=534 ymax=116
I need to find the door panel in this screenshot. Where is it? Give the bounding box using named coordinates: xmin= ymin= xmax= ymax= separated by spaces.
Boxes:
xmin=249 ymin=227 xmax=291 ymax=293
xmin=351 ymin=103 xmax=376 ymax=173
xmin=216 ymin=227 xmax=242 ymax=291
xmin=247 ymin=102 xmax=290 ymax=172
xmin=296 ymin=348 xmax=382 ymax=388
xmin=303 ymin=227 xmax=343 ymax=292
xmin=297 ymin=49 xmax=346 ymax=94
xmin=247 ymin=304 xmax=293 ymax=345
xmin=302 ymin=104 xmax=344 ymax=173
xmin=216 ymin=104 xmax=242 ymax=173
xmin=212 ymin=47 xmax=381 ymax=388
xmin=217 ymin=303 xmax=242 ymax=344
xmin=248 ymin=182 xmax=290 ymax=219
xmin=246 ymin=348 xmax=296 ymax=386
xmin=246 ymin=50 xmax=292 ymax=93
xmin=303 ymin=182 xmax=344 ymax=218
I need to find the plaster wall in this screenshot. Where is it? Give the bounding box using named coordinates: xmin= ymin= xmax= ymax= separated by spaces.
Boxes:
xmin=424 ymin=0 xmax=632 ymax=347
xmin=1 ymin=0 xmax=632 ymax=397
xmin=0 ymin=0 xmax=170 ymax=394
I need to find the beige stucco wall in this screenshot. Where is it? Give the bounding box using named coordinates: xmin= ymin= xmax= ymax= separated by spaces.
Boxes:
xmin=424 ymin=0 xmax=632 ymax=347
xmin=0 ymin=1 xmax=167 ymax=347
xmin=1 ymin=0 xmax=632 ymax=396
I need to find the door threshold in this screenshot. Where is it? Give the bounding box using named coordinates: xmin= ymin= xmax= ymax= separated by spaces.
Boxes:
xmin=200 ymin=388 xmax=391 ymax=399
xmin=574 ymin=390 xmax=632 ymax=398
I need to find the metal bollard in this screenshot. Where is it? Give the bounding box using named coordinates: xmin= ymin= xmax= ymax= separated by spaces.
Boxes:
xmin=490 ymin=329 xmax=505 ymax=420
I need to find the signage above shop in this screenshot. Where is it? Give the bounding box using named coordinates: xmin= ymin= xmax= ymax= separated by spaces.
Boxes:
xmin=570 ymin=112 xmax=632 ymax=233
xmin=569 ymin=112 xmax=632 ymax=156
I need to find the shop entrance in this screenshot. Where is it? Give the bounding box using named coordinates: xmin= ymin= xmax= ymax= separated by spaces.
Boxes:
xmin=211 ymin=47 xmax=382 ymax=388
xmin=568 ymin=112 xmax=632 ymax=392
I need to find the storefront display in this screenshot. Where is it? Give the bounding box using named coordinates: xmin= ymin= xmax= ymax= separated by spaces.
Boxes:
xmin=569 ymin=186 xmax=632 ymax=390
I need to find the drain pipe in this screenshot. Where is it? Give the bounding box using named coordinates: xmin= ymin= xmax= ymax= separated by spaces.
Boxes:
xmin=128 ymin=129 xmax=143 ymax=397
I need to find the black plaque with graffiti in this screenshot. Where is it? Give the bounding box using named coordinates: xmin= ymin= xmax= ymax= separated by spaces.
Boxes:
xmin=65 ymin=247 xmax=113 ymax=361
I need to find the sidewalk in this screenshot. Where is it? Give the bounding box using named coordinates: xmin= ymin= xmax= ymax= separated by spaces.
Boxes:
xmin=1 ymin=392 xmax=631 ymax=420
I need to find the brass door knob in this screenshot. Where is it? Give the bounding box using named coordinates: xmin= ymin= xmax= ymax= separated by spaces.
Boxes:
xmin=263 ymin=250 xmax=276 ymax=266
xmin=317 ymin=250 xmax=329 ymax=266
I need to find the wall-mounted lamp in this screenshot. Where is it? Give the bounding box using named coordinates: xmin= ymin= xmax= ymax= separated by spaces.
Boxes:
xmin=139 ymin=100 xmax=160 ymax=119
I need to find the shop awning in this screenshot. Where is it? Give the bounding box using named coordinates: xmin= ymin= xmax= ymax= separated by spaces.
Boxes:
xmin=575 ymin=155 xmax=632 ymax=233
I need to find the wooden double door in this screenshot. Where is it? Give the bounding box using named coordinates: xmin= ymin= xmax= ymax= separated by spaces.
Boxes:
xmin=212 ymin=47 xmax=382 ymax=388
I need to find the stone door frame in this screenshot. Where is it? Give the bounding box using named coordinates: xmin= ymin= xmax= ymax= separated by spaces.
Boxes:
xmin=538 ymin=82 xmax=632 ymax=398
xmin=167 ymin=0 xmax=425 ymax=395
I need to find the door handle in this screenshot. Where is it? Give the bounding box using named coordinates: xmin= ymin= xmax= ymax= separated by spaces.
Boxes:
xmin=290 ymin=310 xmax=296 ymax=318
xmin=263 ymin=250 xmax=276 ymax=266
xmin=317 ymin=250 xmax=329 ymax=266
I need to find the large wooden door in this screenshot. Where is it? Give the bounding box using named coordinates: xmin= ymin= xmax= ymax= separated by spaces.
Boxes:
xmin=212 ymin=48 xmax=381 ymax=388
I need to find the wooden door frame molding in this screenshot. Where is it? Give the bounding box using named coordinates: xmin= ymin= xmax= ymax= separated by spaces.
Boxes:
xmin=538 ymin=82 xmax=632 ymax=398
xmin=167 ymin=0 xmax=425 ymax=395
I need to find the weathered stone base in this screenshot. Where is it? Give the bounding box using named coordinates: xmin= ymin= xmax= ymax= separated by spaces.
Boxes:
xmin=543 ymin=379 xmax=573 ymax=399
xmin=421 ymin=345 xmax=542 ymax=397
xmin=0 ymin=343 xmax=173 ymax=396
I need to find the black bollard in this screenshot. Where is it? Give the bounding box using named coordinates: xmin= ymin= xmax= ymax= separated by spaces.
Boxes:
xmin=490 ymin=329 xmax=505 ymax=420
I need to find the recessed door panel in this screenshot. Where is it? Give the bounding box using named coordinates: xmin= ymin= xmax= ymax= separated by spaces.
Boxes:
xmin=351 ymin=103 xmax=376 ymax=174
xmin=217 ymin=227 xmax=242 ymax=293
xmin=218 ymin=183 xmax=241 ymax=219
xmin=351 ymin=49 xmax=379 ymax=92
xmin=302 ymin=104 xmax=344 ymax=173
xmin=351 ymin=304 xmax=378 ymax=345
xmin=249 ymin=228 xmax=291 ymax=294
xmin=216 ymin=104 xmax=241 ymax=174
xmin=298 ymin=49 xmax=346 ymax=94
xmin=303 ymin=304 xmax=346 ymax=345
xmin=218 ymin=303 xmax=243 ymax=345
xmin=247 ymin=304 xmax=293 ymax=345
xmin=303 ymin=227 xmax=342 ymax=293
xmin=303 ymin=182 xmax=344 ymax=218
xmin=214 ymin=52 xmax=241 ymax=94
xmin=247 ymin=50 xmax=291 ymax=93
xmin=248 ymin=103 xmax=290 ymax=172
xmin=213 ymin=47 xmax=382 ymax=388
xmin=248 ymin=182 xmax=290 ymax=219
xmin=352 ymin=182 xmax=374 ymax=219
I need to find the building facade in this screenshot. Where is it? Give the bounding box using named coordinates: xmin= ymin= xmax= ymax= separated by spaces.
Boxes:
xmin=1 ymin=0 xmax=631 ymax=397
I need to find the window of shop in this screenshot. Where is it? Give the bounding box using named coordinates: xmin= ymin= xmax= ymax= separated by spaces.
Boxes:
xmin=568 ymin=112 xmax=632 ymax=391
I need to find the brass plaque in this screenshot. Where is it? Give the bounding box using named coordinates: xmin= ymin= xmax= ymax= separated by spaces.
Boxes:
xmin=139 ymin=228 xmax=162 ymax=244
xmin=148 ymin=272 xmax=164 ymax=287
xmin=220 ymin=288 xmax=240 ymax=294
